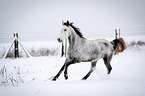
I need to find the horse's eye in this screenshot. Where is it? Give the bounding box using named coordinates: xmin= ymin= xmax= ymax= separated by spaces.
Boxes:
xmin=64 ymin=29 xmax=67 ymax=31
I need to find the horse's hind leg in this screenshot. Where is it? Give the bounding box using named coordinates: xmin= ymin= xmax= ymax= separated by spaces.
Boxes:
xmin=103 ymin=54 xmax=113 ymax=74
xmin=82 ymin=61 xmax=97 ymax=80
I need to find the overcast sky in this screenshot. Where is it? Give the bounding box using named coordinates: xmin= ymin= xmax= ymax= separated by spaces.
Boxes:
xmin=0 ymin=0 xmax=145 ymax=42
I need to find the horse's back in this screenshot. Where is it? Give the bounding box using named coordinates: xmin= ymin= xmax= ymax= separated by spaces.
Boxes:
xmin=92 ymin=39 xmax=113 ymax=56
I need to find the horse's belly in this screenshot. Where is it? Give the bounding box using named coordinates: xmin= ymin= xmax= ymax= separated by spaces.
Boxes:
xmin=80 ymin=51 xmax=102 ymax=62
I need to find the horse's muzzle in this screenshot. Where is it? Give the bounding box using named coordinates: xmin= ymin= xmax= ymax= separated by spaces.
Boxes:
xmin=57 ymin=38 xmax=62 ymax=42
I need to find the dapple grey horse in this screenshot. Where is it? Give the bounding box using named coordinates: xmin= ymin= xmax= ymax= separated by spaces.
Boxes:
xmin=52 ymin=21 xmax=115 ymax=81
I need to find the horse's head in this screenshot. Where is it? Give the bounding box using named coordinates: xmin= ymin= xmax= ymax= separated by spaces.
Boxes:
xmin=57 ymin=20 xmax=71 ymax=42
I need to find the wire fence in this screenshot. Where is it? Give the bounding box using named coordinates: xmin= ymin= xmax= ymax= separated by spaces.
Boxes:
xmin=0 ymin=28 xmax=145 ymax=43
xmin=0 ymin=31 xmax=57 ymax=43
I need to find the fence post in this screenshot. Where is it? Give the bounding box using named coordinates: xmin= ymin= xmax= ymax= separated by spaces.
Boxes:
xmin=115 ymin=29 xmax=118 ymax=39
xmin=118 ymin=29 xmax=120 ymax=38
xmin=14 ymin=33 xmax=19 ymax=58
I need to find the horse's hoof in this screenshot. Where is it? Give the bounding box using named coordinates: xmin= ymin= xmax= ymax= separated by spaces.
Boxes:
xmin=52 ymin=78 xmax=57 ymax=81
xmin=81 ymin=78 xmax=87 ymax=80
xmin=107 ymin=70 xmax=111 ymax=74
xmin=64 ymin=74 xmax=68 ymax=80
xmin=107 ymin=67 xmax=112 ymax=74
xmin=65 ymin=77 xmax=68 ymax=80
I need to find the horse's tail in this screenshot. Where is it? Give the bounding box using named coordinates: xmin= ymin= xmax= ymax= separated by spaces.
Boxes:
xmin=110 ymin=38 xmax=127 ymax=55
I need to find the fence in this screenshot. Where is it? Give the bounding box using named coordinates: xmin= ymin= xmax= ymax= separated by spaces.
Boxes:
xmin=0 ymin=28 xmax=145 ymax=58
xmin=2 ymin=33 xmax=31 ymax=58
xmin=0 ymin=28 xmax=145 ymax=43
xmin=0 ymin=31 xmax=57 ymax=43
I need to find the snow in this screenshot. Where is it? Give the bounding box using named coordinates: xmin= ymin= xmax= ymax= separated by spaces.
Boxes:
xmin=0 ymin=35 xmax=145 ymax=96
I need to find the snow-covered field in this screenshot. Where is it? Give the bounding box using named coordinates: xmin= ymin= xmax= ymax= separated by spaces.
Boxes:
xmin=0 ymin=35 xmax=145 ymax=96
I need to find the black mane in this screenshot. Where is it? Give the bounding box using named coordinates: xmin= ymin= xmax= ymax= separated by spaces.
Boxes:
xmin=63 ymin=20 xmax=85 ymax=38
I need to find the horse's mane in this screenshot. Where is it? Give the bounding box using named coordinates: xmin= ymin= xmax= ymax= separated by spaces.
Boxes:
xmin=63 ymin=21 xmax=85 ymax=38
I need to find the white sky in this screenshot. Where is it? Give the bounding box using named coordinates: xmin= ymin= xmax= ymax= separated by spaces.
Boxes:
xmin=0 ymin=0 xmax=145 ymax=42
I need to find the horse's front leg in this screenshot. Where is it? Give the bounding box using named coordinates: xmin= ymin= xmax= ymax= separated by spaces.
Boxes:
xmin=52 ymin=58 xmax=76 ymax=81
xmin=52 ymin=63 xmax=66 ymax=81
xmin=64 ymin=58 xmax=76 ymax=80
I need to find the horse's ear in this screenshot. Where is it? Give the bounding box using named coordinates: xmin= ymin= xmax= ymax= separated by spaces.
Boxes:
xmin=66 ymin=20 xmax=69 ymax=25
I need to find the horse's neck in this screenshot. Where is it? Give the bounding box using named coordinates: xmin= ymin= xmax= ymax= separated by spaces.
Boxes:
xmin=68 ymin=30 xmax=85 ymax=47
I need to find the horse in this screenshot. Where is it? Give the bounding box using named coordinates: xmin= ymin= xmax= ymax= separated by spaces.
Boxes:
xmin=52 ymin=20 xmax=125 ymax=81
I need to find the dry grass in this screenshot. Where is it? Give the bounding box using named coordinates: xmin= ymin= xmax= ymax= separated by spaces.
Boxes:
xmin=128 ymin=40 xmax=145 ymax=47
xmin=0 ymin=66 xmax=24 ymax=86
xmin=0 ymin=47 xmax=59 ymax=58
xmin=29 ymin=47 xmax=59 ymax=57
xmin=126 ymin=40 xmax=145 ymax=52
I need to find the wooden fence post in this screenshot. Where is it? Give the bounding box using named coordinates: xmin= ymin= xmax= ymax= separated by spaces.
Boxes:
xmin=115 ymin=29 xmax=118 ymax=39
xmin=3 ymin=33 xmax=31 ymax=59
xmin=14 ymin=33 xmax=19 ymax=58
xmin=119 ymin=29 xmax=120 ymax=38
